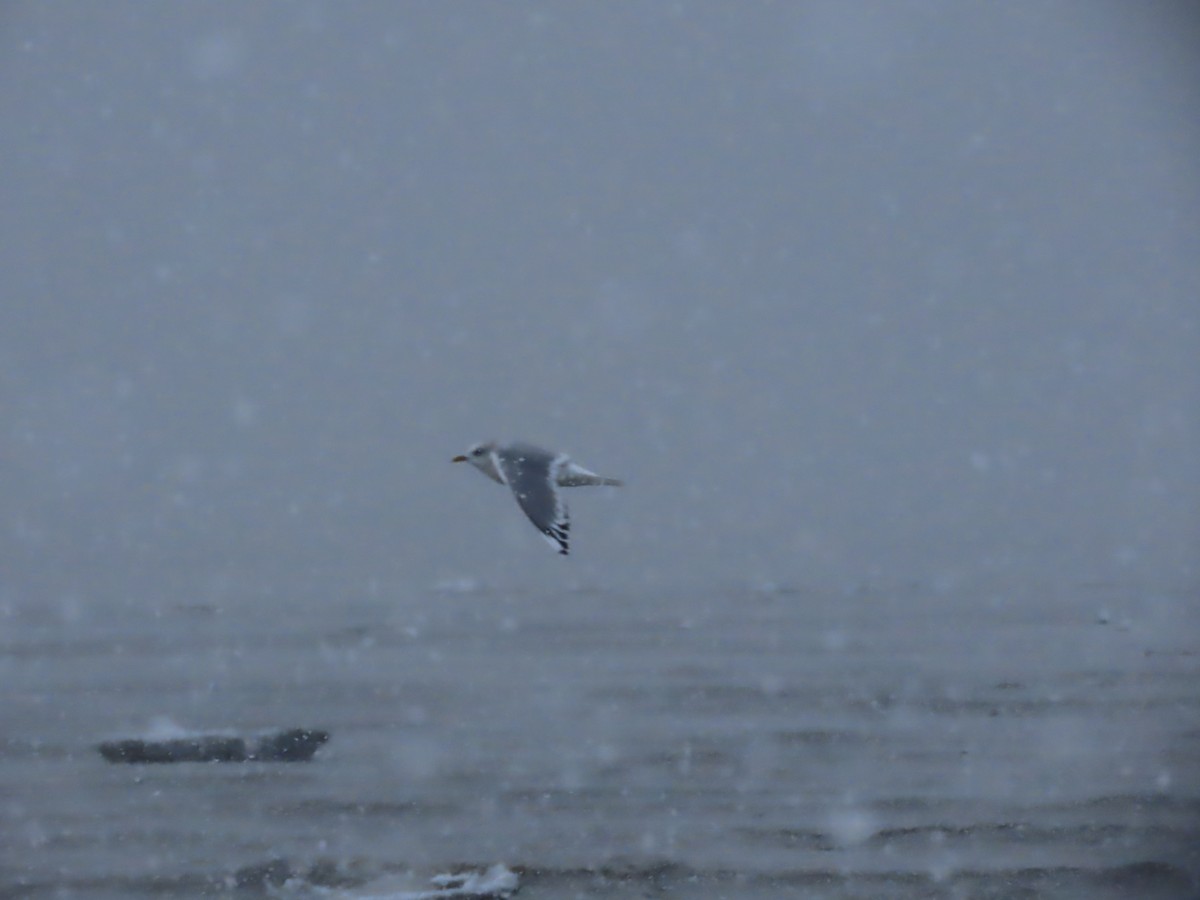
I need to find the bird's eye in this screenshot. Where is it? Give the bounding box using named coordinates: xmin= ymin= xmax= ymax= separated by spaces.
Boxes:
xmin=471 ymin=447 xmax=485 ymax=456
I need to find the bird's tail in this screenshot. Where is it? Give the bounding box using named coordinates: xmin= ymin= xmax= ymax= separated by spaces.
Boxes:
xmin=557 ymin=462 xmax=624 ymax=488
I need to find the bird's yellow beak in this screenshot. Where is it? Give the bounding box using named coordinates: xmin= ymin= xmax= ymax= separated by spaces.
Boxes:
xmin=451 ymin=455 xmax=468 ymax=463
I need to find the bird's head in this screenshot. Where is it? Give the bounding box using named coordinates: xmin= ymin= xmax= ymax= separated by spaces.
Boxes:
xmin=451 ymin=441 xmax=497 ymax=470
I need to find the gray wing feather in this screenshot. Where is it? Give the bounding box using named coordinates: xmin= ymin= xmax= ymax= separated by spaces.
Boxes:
xmin=494 ymin=445 xmax=570 ymax=555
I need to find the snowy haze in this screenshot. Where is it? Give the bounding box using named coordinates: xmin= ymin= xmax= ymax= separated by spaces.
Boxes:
xmin=1 ymin=2 xmax=1197 ymax=600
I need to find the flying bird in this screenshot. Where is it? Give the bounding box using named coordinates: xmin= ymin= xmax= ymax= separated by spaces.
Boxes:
xmin=452 ymin=441 xmax=623 ymax=555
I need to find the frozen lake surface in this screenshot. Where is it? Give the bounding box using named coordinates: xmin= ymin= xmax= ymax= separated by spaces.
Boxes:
xmin=2 ymin=579 xmax=1197 ymax=898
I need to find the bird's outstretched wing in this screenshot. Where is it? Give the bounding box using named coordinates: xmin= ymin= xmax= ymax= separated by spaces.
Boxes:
xmin=494 ymin=449 xmax=570 ymax=555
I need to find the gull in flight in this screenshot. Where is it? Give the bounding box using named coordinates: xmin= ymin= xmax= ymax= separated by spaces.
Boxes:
xmin=452 ymin=441 xmax=623 ymax=555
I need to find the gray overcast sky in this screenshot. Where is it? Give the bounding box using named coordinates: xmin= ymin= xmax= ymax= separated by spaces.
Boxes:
xmin=1 ymin=2 xmax=1197 ymax=602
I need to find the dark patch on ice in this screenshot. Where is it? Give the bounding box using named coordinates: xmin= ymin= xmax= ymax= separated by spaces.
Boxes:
xmin=1105 ymin=859 xmax=1199 ymax=892
xmin=97 ymin=728 xmax=329 ymax=763
xmin=735 ymin=826 xmax=837 ymax=851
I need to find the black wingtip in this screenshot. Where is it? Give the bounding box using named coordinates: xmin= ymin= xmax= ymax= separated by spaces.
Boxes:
xmin=545 ymin=525 xmax=569 ymax=555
